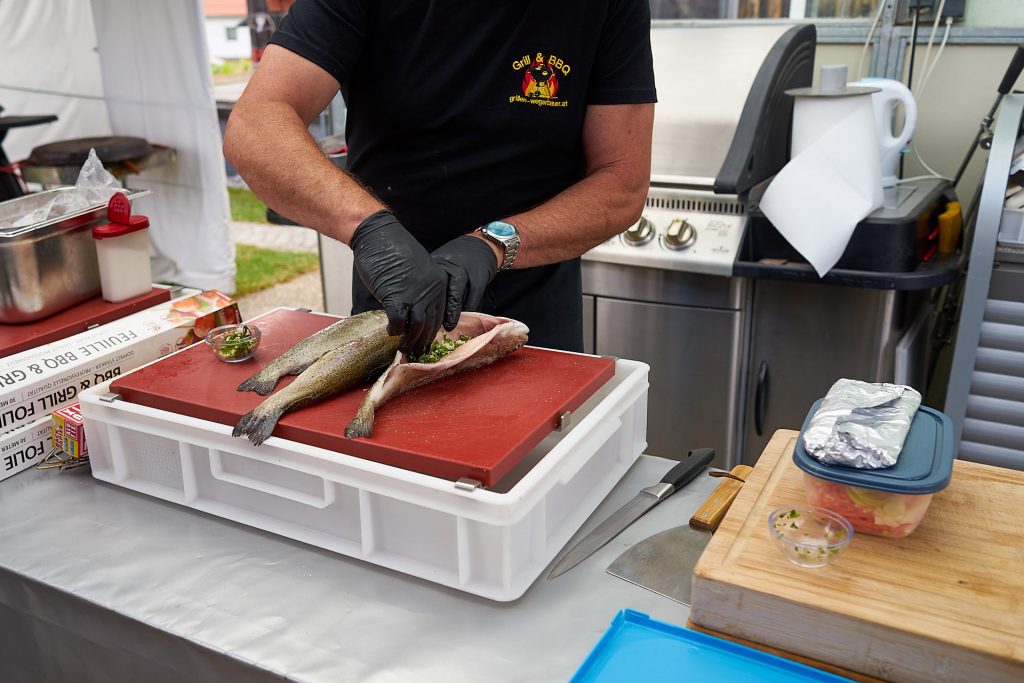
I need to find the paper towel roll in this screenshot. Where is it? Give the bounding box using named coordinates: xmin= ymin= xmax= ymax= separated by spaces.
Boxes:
xmin=760 ymin=89 xmax=883 ymax=277
xmin=793 ymin=95 xmax=877 ymax=156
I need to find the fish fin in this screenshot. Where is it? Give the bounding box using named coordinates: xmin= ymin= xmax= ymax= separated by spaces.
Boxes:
xmin=362 ymin=363 xmax=390 ymax=385
xmin=232 ymin=406 xmax=281 ymax=446
xmin=344 ymin=406 xmax=376 ymax=439
xmin=238 ymin=358 xmax=321 ymax=395
xmin=287 ymin=359 xmax=320 ymax=377
xmin=237 ymin=372 xmax=280 ymax=396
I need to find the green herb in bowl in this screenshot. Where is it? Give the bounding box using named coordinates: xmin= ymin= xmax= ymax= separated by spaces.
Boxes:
xmin=206 ymin=324 xmax=261 ymax=362
xmin=767 ymin=506 xmax=852 ymax=568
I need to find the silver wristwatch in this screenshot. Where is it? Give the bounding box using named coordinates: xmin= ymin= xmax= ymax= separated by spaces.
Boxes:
xmin=478 ymin=220 xmax=520 ymax=271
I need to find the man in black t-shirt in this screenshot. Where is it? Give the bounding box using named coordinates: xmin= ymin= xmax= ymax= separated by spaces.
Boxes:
xmin=224 ymin=0 xmax=656 ymax=354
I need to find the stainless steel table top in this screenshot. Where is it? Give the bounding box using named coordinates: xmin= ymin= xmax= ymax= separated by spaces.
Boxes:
xmin=0 ymin=455 xmax=718 ymax=682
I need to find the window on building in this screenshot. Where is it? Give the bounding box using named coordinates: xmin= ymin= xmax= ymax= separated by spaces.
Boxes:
xmin=226 ymin=26 xmax=238 ymax=41
xmin=650 ymin=0 xmax=875 ymax=20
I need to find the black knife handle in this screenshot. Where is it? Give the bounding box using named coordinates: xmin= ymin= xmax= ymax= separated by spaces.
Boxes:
xmin=660 ymin=448 xmax=715 ymax=491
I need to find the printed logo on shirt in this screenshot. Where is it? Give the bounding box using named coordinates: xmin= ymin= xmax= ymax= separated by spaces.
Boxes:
xmin=510 ymin=52 xmax=571 ymax=108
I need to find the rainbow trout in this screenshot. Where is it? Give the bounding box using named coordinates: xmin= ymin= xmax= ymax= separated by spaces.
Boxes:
xmin=344 ymin=314 xmax=529 ymax=439
xmin=233 ymin=310 xmax=399 ymax=445
xmin=233 ymin=310 xmax=529 ymax=446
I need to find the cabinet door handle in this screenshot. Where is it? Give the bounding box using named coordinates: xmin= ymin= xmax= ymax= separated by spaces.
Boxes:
xmin=754 ymin=361 xmax=769 ymax=437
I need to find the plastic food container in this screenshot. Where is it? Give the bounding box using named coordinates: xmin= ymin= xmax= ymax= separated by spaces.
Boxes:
xmin=0 ymin=188 xmax=149 ymax=322
xmin=768 ymin=506 xmax=852 ymax=568
xmin=794 ymin=400 xmax=954 ymax=538
xmin=205 ymin=323 xmax=261 ymax=362
xmin=92 ymin=193 xmax=152 ymax=303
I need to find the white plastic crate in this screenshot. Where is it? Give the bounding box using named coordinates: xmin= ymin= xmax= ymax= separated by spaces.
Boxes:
xmin=79 ymin=356 xmax=648 ymax=601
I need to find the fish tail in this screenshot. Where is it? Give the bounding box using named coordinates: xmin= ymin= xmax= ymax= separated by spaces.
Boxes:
xmin=344 ymin=404 xmax=376 ymax=439
xmin=237 ymin=371 xmax=280 ymax=396
xmin=232 ymin=405 xmax=282 ymax=446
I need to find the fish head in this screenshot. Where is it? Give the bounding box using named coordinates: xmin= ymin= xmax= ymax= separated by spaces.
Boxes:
xmin=411 ymin=315 xmax=530 ymax=366
xmin=503 ymin=320 xmax=530 ymax=348
xmin=467 ymin=317 xmax=529 ymax=355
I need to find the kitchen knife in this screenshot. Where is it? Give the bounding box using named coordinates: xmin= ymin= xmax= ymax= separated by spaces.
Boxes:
xmin=605 ymin=464 xmax=752 ymax=605
xmin=547 ymin=447 xmax=715 ymax=580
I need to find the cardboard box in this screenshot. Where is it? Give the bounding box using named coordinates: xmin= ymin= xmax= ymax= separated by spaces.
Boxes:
xmin=52 ymin=403 xmax=88 ymax=460
xmin=0 ymin=415 xmax=51 ymax=482
xmin=0 ymin=290 xmax=239 ymax=436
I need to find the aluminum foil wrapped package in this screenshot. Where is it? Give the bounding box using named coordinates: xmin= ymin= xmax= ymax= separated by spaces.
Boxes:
xmin=802 ymin=378 xmax=922 ymax=469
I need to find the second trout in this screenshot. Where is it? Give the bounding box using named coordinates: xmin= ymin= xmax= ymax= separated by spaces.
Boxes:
xmin=233 ymin=310 xmax=398 ymax=445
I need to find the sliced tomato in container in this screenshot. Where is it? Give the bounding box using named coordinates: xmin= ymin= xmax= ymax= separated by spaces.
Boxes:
xmin=793 ymin=401 xmax=954 ymax=539
xmin=802 ymin=475 xmax=928 ymax=538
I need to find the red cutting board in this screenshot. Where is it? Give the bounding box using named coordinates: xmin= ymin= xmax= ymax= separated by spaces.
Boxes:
xmin=110 ymin=309 xmax=616 ymax=487
xmin=0 ymin=287 xmax=171 ymax=358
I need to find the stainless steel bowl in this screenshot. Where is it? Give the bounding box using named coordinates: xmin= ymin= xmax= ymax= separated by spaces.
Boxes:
xmin=0 ymin=188 xmax=150 ymax=324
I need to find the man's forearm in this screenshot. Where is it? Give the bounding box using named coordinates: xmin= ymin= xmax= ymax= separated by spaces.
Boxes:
xmin=498 ymin=166 xmax=647 ymax=269
xmin=489 ymin=102 xmax=653 ymax=270
xmin=223 ymin=100 xmax=382 ymax=244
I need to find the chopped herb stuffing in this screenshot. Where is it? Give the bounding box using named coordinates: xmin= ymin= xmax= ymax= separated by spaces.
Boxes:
xmin=414 ymin=334 xmax=471 ymax=363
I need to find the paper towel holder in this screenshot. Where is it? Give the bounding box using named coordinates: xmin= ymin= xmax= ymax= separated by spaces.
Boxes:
xmin=786 ymin=64 xmax=878 ymax=99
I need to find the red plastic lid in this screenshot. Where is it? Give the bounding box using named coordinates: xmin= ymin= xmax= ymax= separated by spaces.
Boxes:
xmin=92 ymin=193 xmax=149 ymax=239
xmin=92 ymin=215 xmax=149 ymax=239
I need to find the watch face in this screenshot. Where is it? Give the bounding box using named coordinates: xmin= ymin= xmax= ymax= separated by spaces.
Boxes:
xmin=487 ymin=221 xmax=517 ymax=238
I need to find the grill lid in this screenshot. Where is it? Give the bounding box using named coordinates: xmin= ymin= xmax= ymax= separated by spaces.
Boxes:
xmin=650 ymin=23 xmax=816 ymax=196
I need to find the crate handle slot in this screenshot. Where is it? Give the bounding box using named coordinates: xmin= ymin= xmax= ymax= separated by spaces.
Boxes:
xmin=558 ymin=417 xmax=622 ymax=484
xmin=208 ymin=450 xmax=334 ymax=509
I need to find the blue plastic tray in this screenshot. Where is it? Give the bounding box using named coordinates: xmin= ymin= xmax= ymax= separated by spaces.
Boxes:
xmin=571 ymin=610 xmax=852 ymax=682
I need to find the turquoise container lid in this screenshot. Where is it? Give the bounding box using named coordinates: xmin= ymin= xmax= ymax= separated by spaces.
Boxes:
xmin=571 ymin=610 xmax=852 ymax=682
xmin=793 ymin=399 xmax=955 ymax=494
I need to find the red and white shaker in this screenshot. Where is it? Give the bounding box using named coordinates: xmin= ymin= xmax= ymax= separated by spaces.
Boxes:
xmin=91 ymin=193 xmax=152 ymax=302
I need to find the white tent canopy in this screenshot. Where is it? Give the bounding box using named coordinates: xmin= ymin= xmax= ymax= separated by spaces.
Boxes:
xmin=0 ymin=0 xmax=235 ymax=293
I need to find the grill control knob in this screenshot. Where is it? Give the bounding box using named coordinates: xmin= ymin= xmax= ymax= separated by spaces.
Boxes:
xmin=664 ymin=218 xmax=696 ymax=251
xmin=622 ymin=216 xmax=654 ymax=246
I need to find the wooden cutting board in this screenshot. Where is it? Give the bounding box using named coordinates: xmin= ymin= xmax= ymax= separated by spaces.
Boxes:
xmin=691 ymin=430 xmax=1024 ymax=683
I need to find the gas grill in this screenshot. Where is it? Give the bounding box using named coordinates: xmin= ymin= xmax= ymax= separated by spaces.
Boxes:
xmin=581 ymin=23 xmax=816 ymax=468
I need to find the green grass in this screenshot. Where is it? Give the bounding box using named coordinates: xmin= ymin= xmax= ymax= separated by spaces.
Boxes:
xmin=229 ymin=187 xmax=319 ymax=297
xmin=228 ymin=187 xmax=270 ymax=223
xmin=235 ymin=244 xmax=319 ymax=297
xmin=211 ymin=58 xmax=252 ymax=76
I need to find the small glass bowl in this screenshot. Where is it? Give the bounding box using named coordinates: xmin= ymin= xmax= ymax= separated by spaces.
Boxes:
xmin=768 ymin=506 xmax=853 ymax=568
xmin=205 ymin=323 xmax=261 ymax=363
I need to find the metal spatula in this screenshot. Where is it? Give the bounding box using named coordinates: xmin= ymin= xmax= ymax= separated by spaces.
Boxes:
xmin=605 ymin=465 xmax=751 ymax=606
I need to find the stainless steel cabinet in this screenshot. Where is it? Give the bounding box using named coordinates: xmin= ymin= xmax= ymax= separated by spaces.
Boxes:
xmin=582 ymin=295 xmax=595 ymax=355
xmin=594 ymin=298 xmax=745 ymax=468
xmin=582 ymin=262 xmax=928 ymax=468
xmin=740 ymin=279 xmax=921 ymax=465
xmin=583 ymin=261 xmax=749 ymax=468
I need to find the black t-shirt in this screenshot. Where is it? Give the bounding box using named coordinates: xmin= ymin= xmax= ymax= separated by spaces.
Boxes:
xmin=271 ymin=0 xmax=656 ymax=350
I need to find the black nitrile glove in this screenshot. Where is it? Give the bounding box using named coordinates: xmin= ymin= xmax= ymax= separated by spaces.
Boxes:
xmin=432 ymin=235 xmax=498 ymax=330
xmin=350 ymin=210 xmax=446 ymax=356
